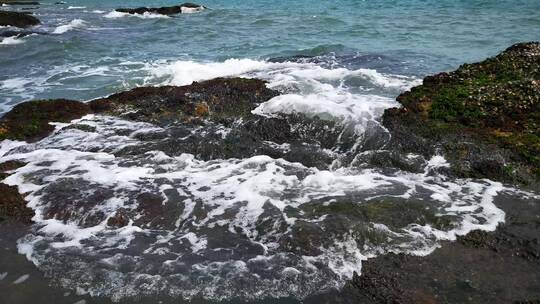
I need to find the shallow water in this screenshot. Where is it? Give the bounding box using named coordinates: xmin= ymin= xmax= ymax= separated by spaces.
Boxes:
xmin=1 ymin=0 xmax=540 ymax=303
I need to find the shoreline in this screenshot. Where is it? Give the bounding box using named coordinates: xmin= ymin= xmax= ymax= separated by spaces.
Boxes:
xmin=1 ymin=42 xmax=539 ymax=303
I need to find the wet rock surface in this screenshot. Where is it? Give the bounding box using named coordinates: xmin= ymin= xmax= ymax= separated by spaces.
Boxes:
xmin=382 ymin=42 xmax=540 ymax=184
xmin=321 ymin=190 xmax=540 ymax=304
xmin=0 ymin=10 xmax=40 ymax=28
xmin=0 ymin=99 xmax=91 ymax=142
xmin=88 ymin=77 xmax=280 ymax=124
xmin=0 ymin=77 xmax=351 ymax=168
xmin=0 ymin=46 xmax=539 ymax=303
xmin=115 ymin=3 xmax=206 ymax=15
xmin=0 ymin=160 xmax=33 ymax=223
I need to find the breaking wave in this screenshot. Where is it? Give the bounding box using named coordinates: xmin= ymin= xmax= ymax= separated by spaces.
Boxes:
xmin=104 ymin=11 xmax=171 ymax=19
xmin=53 ymin=19 xmax=87 ymax=34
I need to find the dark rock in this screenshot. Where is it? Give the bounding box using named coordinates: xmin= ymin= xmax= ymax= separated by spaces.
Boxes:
xmin=383 ymin=42 xmax=540 ymax=183
xmin=334 ymin=191 xmax=540 ymax=304
xmin=0 ymin=10 xmax=40 ymax=28
xmin=86 ymin=77 xmax=357 ymax=168
xmin=115 ymin=2 xmax=206 ymax=15
xmin=0 ymin=99 xmax=91 ymax=142
xmin=0 ymin=1 xmax=39 ymax=5
xmin=0 ymin=160 xmax=32 ymax=223
xmin=0 ymin=29 xmax=45 ymax=38
xmin=106 ymin=209 xmax=129 ymax=228
xmin=0 ymin=160 xmax=25 ymax=172
xmin=89 ymin=77 xmax=279 ymax=124
xmin=2 ymin=77 xmax=346 ymax=169
xmin=0 ymin=183 xmax=33 ymax=223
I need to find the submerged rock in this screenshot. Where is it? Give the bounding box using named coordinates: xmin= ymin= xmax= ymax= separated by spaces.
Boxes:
xmin=115 ymin=3 xmax=206 ymax=15
xmin=0 ymin=10 xmax=40 ymax=28
xmin=383 ymin=42 xmax=540 ymax=183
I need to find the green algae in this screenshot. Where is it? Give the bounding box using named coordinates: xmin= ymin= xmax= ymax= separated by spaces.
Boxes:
xmin=0 ymin=99 xmax=90 ymax=142
xmin=393 ymin=42 xmax=540 ymax=182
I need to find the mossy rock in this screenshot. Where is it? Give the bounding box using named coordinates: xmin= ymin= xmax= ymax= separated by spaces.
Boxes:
xmin=0 ymin=99 xmax=91 ymax=142
xmin=0 ymin=160 xmax=32 ymax=223
xmin=301 ymin=198 xmax=456 ymax=231
xmin=0 ymin=183 xmax=33 ymax=223
xmin=88 ymin=77 xmax=279 ymax=125
xmin=385 ymin=42 xmax=540 ymax=183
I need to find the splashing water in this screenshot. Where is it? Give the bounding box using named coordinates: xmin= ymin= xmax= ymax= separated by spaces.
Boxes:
xmin=0 ymin=58 xmax=511 ymax=301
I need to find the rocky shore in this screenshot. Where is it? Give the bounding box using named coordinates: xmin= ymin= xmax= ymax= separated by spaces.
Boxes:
xmin=0 ymin=10 xmax=39 ymax=28
xmin=321 ymin=42 xmax=540 ymax=304
xmin=383 ymin=42 xmax=540 ymax=184
xmin=0 ymin=43 xmax=539 ymax=303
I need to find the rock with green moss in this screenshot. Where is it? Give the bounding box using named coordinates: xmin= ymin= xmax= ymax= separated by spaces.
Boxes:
xmin=88 ymin=77 xmax=280 ymax=125
xmin=0 ymin=99 xmax=91 ymax=142
xmin=384 ymin=42 xmax=540 ymax=183
xmin=0 ymin=160 xmax=33 ymax=223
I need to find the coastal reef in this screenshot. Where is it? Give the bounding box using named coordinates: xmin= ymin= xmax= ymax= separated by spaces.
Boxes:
xmin=383 ymin=42 xmax=540 ymax=184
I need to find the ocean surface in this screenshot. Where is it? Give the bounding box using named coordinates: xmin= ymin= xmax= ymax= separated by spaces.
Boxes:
xmin=1 ymin=0 xmax=540 ymax=303
xmin=1 ymin=0 xmax=540 ymax=111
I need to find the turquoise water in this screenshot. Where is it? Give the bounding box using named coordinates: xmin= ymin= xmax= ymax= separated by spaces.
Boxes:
xmin=1 ymin=0 xmax=539 ymax=111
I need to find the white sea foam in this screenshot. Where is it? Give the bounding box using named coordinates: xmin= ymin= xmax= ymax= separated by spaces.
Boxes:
xmin=181 ymin=6 xmax=205 ymax=14
xmin=0 ymin=78 xmax=33 ymax=91
xmin=53 ymin=19 xmax=87 ymax=34
xmin=145 ymin=58 xmax=418 ymax=128
xmin=68 ymin=6 xmax=86 ymax=9
xmin=104 ymin=10 xmax=170 ymax=19
xmin=0 ymin=112 xmax=512 ymax=301
xmin=0 ymin=36 xmax=24 ymax=45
